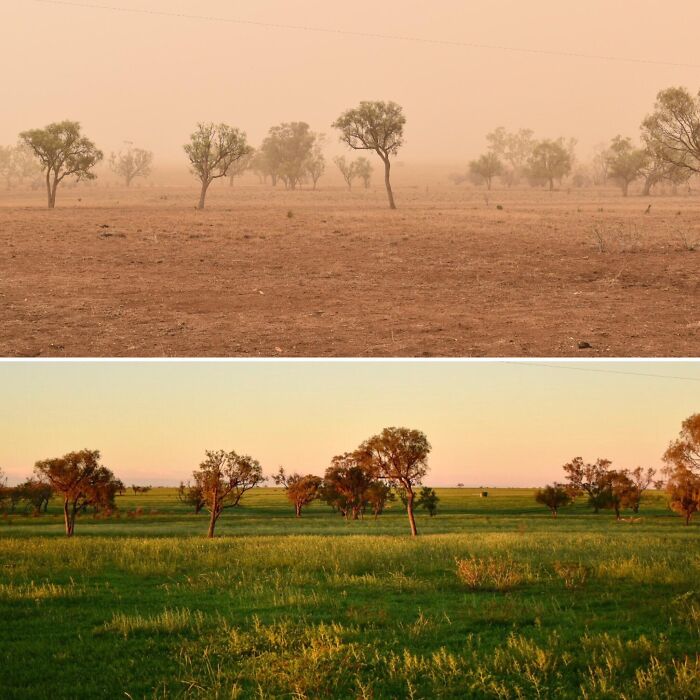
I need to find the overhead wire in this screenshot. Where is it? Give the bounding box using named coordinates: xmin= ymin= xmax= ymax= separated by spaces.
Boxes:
xmin=31 ymin=0 xmax=700 ymax=69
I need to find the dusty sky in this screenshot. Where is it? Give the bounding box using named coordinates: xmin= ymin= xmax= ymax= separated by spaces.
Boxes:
xmin=0 ymin=360 xmax=697 ymax=486
xmin=3 ymin=0 xmax=700 ymax=165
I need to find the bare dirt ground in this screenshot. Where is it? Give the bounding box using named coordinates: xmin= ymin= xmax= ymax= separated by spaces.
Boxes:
xmin=1 ymin=183 xmax=699 ymax=357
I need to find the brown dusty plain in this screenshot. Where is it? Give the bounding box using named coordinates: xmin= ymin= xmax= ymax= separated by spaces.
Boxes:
xmin=1 ymin=182 xmax=699 ymax=357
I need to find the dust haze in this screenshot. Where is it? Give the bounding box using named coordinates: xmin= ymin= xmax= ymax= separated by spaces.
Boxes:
xmin=3 ymin=0 xmax=700 ymax=166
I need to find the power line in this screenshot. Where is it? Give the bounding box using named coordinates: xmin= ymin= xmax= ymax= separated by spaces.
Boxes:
xmin=504 ymin=361 xmax=700 ymax=383
xmin=32 ymin=0 xmax=700 ymax=69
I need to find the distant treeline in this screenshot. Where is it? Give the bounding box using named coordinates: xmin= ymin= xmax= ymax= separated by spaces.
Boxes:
xmin=2 ymin=87 xmax=699 ymax=208
xmin=1 ymin=414 xmax=699 ymax=536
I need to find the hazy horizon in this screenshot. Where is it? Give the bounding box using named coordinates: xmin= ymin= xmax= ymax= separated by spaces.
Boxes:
xmin=3 ymin=1 xmax=700 ymax=164
xmin=1 ymin=360 xmax=697 ymax=487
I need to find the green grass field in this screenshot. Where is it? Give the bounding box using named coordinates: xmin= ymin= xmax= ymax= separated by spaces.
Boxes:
xmin=1 ymin=488 xmax=698 ymax=699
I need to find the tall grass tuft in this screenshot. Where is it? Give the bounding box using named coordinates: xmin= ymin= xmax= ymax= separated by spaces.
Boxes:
xmin=455 ymin=556 xmax=525 ymax=591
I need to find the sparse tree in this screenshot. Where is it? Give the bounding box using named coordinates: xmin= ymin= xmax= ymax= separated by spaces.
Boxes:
xmin=274 ymin=467 xmax=323 ymax=517
xmin=591 ymin=143 xmax=612 ymax=185
xmin=535 ymin=484 xmax=571 ymax=517
xmin=606 ymin=136 xmax=648 ymax=196
xmin=356 ymin=427 xmax=431 ymax=536
xmin=227 ymin=148 xmax=254 ymax=187
xmin=600 ymin=469 xmax=635 ymax=520
xmin=354 ymin=156 xmax=373 ymax=189
xmin=19 ymin=121 xmax=103 ymax=209
xmin=364 ymin=481 xmax=394 ymax=518
xmin=184 ymin=123 xmax=251 ymax=209
xmin=334 ymin=155 xmax=357 ymax=190
xmin=10 ymin=143 xmax=43 ymax=187
xmin=305 ymin=138 xmax=326 ymax=190
xmin=109 ymin=143 xmax=153 ymax=187
xmin=177 ymin=480 xmax=206 ymax=514
xmin=0 ymin=146 xmax=13 ymax=189
xmin=486 ymin=127 xmax=535 ymax=185
xmin=468 ymin=152 xmax=503 ymax=190
xmin=642 ymin=87 xmax=700 ymax=176
xmin=251 ymin=150 xmax=273 ymax=185
xmin=416 ymin=486 xmax=439 ymax=517
xmin=665 ymin=466 xmax=700 ymax=525
xmin=33 ymin=449 xmax=121 ymax=536
xmin=17 ymin=479 xmax=53 ymax=514
xmin=260 ymin=122 xmax=317 ymax=190
xmin=192 ymin=449 xmax=264 ymax=538
xmin=624 ymin=466 xmax=658 ymax=513
xmin=528 ymin=138 xmax=572 ymax=191
xmin=664 ymin=413 xmax=700 ymax=474
xmin=322 ymin=454 xmax=374 ymax=520
xmin=332 ymin=101 xmax=405 ymax=209
xmin=663 ymin=413 xmax=700 ymax=525
xmin=562 ymin=456 xmax=612 ymax=513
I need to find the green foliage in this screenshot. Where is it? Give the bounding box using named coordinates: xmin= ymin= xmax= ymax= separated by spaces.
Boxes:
xmin=183 ymin=123 xmax=251 ymax=208
xmin=19 ymin=120 xmax=102 ymax=208
xmin=332 ymin=101 xmax=405 ymax=158
xmin=606 ymin=135 xmax=648 ymax=196
xmin=534 ymin=484 xmax=571 ymax=516
xmin=642 ymin=86 xmax=700 ymax=175
xmin=332 ymin=100 xmax=405 ymax=208
xmin=416 ymin=486 xmax=439 ymax=516
xmin=468 ymin=152 xmax=503 ymax=189
xmin=527 ymin=138 xmax=572 ymax=190
xmin=259 ymin=122 xmax=317 ymax=190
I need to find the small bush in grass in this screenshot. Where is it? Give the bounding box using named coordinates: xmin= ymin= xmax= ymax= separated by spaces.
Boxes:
xmin=455 ymin=556 xmax=523 ymax=591
xmin=553 ymin=561 xmax=590 ymax=590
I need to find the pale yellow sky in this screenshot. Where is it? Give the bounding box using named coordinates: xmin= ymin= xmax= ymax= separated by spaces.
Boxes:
xmin=2 ymin=1 xmax=699 ymax=165
xmin=0 ymin=361 xmax=697 ymax=486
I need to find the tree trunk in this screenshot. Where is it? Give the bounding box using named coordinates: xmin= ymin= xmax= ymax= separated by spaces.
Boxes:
xmin=207 ymin=507 xmax=217 ymax=538
xmin=382 ymin=156 xmax=396 ymax=209
xmin=552 ymin=509 xmax=557 ymax=517
xmin=487 ymin=178 xmax=492 ymax=191
xmin=548 ymin=178 xmax=554 ymax=191
xmin=198 ymin=180 xmax=210 ymax=210
xmin=63 ymin=499 xmax=74 ymax=536
xmin=642 ymin=177 xmax=653 ymax=196
xmin=406 ymin=490 xmax=418 ymax=536
xmin=46 ymin=172 xmax=54 ymax=209
xmin=622 ymin=181 xmax=629 ymax=197
xmin=295 ymin=502 xmax=302 ymax=518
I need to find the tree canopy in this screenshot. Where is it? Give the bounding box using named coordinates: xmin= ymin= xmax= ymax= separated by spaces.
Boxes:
xmin=33 ymin=449 xmax=122 ymax=536
xmin=332 ymin=101 xmax=405 ymax=208
xmin=19 ymin=121 xmax=103 ymax=208
xmin=184 ymin=123 xmax=251 ymax=209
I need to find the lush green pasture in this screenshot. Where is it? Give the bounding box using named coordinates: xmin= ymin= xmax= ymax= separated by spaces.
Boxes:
xmin=1 ymin=489 xmax=698 ymax=699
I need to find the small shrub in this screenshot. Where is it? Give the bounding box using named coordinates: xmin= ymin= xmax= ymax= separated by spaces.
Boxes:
xmin=554 ymin=561 xmax=590 ymax=590
xmin=455 ymin=556 xmax=523 ymax=591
